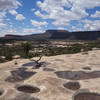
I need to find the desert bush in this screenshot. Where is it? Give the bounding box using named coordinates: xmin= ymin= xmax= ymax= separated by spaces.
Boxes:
xmin=22 ymin=42 xmax=32 ymax=57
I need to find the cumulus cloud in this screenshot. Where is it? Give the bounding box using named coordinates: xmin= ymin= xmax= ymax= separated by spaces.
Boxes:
xmin=0 ymin=11 xmax=7 ymax=27
xmin=35 ymin=0 xmax=100 ymax=27
xmin=23 ymin=29 xmax=35 ymax=33
xmin=0 ymin=23 xmax=7 ymax=27
xmin=0 ymin=0 xmax=22 ymax=10
xmin=0 ymin=28 xmax=44 ymax=37
xmin=81 ymin=20 xmax=100 ymax=31
xmin=15 ymin=14 xmax=26 ymax=20
xmin=57 ymin=27 xmax=65 ymax=30
xmin=23 ymin=28 xmax=44 ymax=33
xmin=91 ymin=11 xmax=100 ymax=18
xmin=30 ymin=20 xmax=48 ymax=27
xmin=9 ymin=10 xmax=26 ymax=21
xmin=32 ymin=8 xmax=35 ymax=12
xmin=9 ymin=10 xmax=18 ymax=16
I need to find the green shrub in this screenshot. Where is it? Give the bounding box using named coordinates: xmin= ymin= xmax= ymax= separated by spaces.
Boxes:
xmin=22 ymin=42 xmax=32 ymax=57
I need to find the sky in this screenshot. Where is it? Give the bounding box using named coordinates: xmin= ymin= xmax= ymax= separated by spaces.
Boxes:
xmin=0 ymin=0 xmax=100 ymax=37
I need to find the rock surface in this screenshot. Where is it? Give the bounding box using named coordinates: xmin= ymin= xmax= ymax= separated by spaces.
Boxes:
xmin=0 ymin=50 xmax=100 ymax=100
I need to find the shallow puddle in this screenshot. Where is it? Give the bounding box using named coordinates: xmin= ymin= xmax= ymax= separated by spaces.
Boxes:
xmin=55 ymin=71 xmax=100 ymax=80
xmin=5 ymin=68 xmax=36 ymax=82
xmin=43 ymin=68 xmax=55 ymax=72
xmin=16 ymin=85 xmax=40 ymax=93
xmin=63 ymin=81 xmax=80 ymax=90
xmin=74 ymin=92 xmax=100 ymax=100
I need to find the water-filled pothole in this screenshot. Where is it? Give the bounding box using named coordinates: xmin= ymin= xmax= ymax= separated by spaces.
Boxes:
xmin=16 ymin=85 xmax=40 ymax=93
xmin=0 ymin=90 xmax=4 ymax=96
xmin=83 ymin=67 xmax=91 ymax=70
xmin=63 ymin=82 xmax=80 ymax=90
xmin=74 ymin=92 xmax=100 ymax=100
xmin=22 ymin=62 xmax=50 ymax=68
xmin=5 ymin=68 xmax=36 ymax=83
xmin=43 ymin=68 xmax=55 ymax=72
xmin=55 ymin=71 xmax=100 ymax=80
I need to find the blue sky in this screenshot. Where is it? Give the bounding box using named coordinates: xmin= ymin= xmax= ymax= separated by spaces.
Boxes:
xmin=0 ymin=0 xmax=100 ymax=36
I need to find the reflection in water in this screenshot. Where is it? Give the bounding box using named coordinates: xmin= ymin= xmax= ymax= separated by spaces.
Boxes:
xmin=22 ymin=61 xmax=50 ymax=68
xmin=5 ymin=68 xmax=36 ymax=83
xmin=55 ymin=71 xmax=100 ymax=80
xmin=74 ymin=92 xmax=100 ymax=100
xmin=43 ymin=68 xmax=55 ymax=72
xmin=63 ymin=81 xmax=80 ymax=90
xmin=16 ymin=85 xmax=40 ymax=93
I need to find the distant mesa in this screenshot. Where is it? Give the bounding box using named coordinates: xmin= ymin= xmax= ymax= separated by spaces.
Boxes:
xmin=46 ymin=29 xmax=69 ymax=33
xmin=1 ymin=30 xmax=100 ymax=40
xmin=5 ymin=34 xmax=23 ymax=38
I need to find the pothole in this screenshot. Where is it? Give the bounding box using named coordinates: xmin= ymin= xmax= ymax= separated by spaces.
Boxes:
xmin=74 ymin=92 xmax=100 ymax=100
xmin=43 ymin=68 xmax=55 ymax=72
xmin=0 ymin=90 xmax=4 ymax=96
xmin=16 ymin=85 xmax=40 ymax=93
xmin=22 ymin=62 xmax=50 ymax=68
xmin=55 ymin=71 xmax=100 ymax=80
xmin=5 ymin=68 xmax=36 ymax=83
xmin=83 ymin=67 xmax=91 ymax=70
xmin=63 ymin=82 xmax=80 ymax=90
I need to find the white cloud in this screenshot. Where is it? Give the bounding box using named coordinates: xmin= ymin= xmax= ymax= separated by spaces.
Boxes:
xmin=9 ymin=10 xmax=26 ymax=21
xmin=0 ymin=28 xmax=17 ymax=37
xmin=23 ymin=28 xmax=44 ymax=33
xmin=32 ymin=8 xmax=35 ymax=12
xmin=81 ymin=20 xmax=100 ymax=31
xmin=0 ymin=11 xmax=6 ymax=19
xmin=0 ymin=11 xmax=7 ymax=28
xmin=0 ymin=11 xmax=6 ymax=17
xmin=30 ymin=20 xmax=48 ymax=27
xmin=0 ymin=0 xmax=22 ymax=10
xmin=23 ymin=29 xmax=35 ymax=33
xmin=15 ymin=14 xmax=26 ymax=20
xmin=35 ymin=0 xmax=100 ymax=27
xmin=0 ymin=23 xmax=7 ymax=27
xmin=0 ymin=28 xmax=44 ymax=37
xmin=57 ymin=27 xmax=65 ymax=30
xmin=8 ymin=9 xmax=26 ymax=21
xmin=9 ymin=10 xmax=18 ymax=15
xmin=91 ymin=11 xmax=100 ymax=18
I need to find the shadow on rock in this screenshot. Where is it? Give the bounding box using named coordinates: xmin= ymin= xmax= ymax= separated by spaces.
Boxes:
xmin=22 ymin=61 xmax=50 ymax=68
